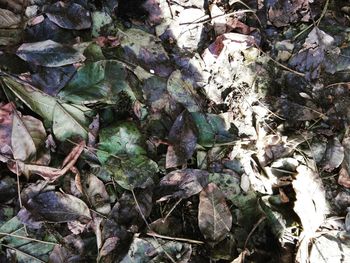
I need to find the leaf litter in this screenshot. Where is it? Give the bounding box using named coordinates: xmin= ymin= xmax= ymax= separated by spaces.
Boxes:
xmin=0 ymin=0 xmax=349 ymax=262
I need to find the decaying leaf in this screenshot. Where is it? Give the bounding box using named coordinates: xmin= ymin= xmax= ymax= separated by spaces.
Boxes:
xmin=167 ymin=70 xmax=202 ymax=112
xmin=308 ymin=231 xmax=350 ymax=263
xmin=321 ymin=137 xmax=344 ymax=172
xmin=59 ymin=60 xmax=141 ymax=105
xmin=43 ymin=1 xmax=91 ymax=30
xmin=289 ymin=28 xmax=334 ymax=79
xmin=166 ymin=111 xmax=198 ymax=168
xmin=0 ymin=8 xmax=21 ymax=28
xmin=82 ymin=173 xmax=111 ymax=215
xmin=191 ymin=112 xmax=238 ymax=147
xmin=105 ymin=155 xmax=157 ymax=190
xmin=13 ymin=141 xmax=85 ymax=181
xmin=293 ymin=165 xmax=329 ymax=236
xmin=267 ymin=0 xmax=311 ymax=27
xmin=120 ymin=237 xmax=192 ymax=263
xmin=198 ymin=183 xmax=232 ymax=246
xmin=157 ymin=169 xmax=209 ymax=201
xmin=0 ymin=216 xmax=56 ymax=263
xmin=0 ymin=102 xmax=48 ymax=162
xmin=21 ymin=191 xmax=91 ymax=224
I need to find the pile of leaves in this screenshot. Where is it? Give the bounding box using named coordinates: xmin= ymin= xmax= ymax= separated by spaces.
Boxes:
xmin=0 ymin=0 xmax=350 ymax=262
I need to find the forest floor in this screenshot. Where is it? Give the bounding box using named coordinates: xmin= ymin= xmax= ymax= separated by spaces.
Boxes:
xmin=0 ymin=0 xmax=350 ymax=262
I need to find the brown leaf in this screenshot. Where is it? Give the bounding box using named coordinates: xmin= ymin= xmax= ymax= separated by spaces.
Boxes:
xmin=198 ymin=183 xmax=232 ymax=246
xmin=166 ymin=111 xmax=197 ymax=168
xmin=14 ymin=141 xmax=85 ymax=181
xmin=338 ymin=167 xmax=350 ymax=188
xmin=157 ymin=169 xmax=209 ymax=201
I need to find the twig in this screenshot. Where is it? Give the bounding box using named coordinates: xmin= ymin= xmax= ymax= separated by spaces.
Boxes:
xmin=179 ymin=9 xmax=256 ymax=26
xmin=244 ymin=215 xmax=266 ymax=249
xmin=256 ymin=46 xmax=305 ymax=77
xmin=131 ymin=190 xmax=177 ymax=263
xmin=146 ymin=231 xmax=205 ymax=245
xmin=293 ymin=0 xmax=330 ymax=40
xmin=163 ymin=198 xmax=182 ymax=223
xmin=0 ymin=232 xmax=58 ymax=245
xmin=15 ymin=161 xmax=28 ymax=236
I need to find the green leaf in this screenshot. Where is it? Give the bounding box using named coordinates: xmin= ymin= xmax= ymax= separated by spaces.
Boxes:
xmin=52 ymin=102 xmax=89 ymax=142
xmin=105 ymin=155 xmax=158 ymax=191
xmin=91 ymin=11 xmax=112 ymax=37
xmin=167 ymin=70 xmax=202 ymax=112
xmin=0 ymin=217 xmax=56 ymax=263
xmin=191 ymin=113 xmax=238 ymax=147
xmin=120 ymin=237 xmax=192 ymax=263
xmin=16 ymin=40 xmax=85 ymax=67
xmin=97 ymin=122 xmax=146 ymax=164
xmin=59 ymin=60 xmax=140 ymax=105
xmin=1 ymin=75 xmax=90 ymax=142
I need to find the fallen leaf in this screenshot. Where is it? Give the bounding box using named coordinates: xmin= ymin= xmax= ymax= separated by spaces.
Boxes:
xmin=14 ymin=141 xmax=84 ymax=181
xmin=0 ymin=8 xmax=21 ymax=28
xmin=1 ymin=75 xmax=90 ymax=142
xmin=16 ymin=40 xmax=86 ymax=67
xmin=82 ymin=173 xmax=111 ymax=215
xmin=58 ymin=60 xmax=141 ymax=105
xmin=167 ymin=70 xmax=202 ymax=112
xmin=0 ymin=216 xmax=56 ymax=263
xmin=166 ymin=111 xmax=198 ymax=168
xmin=157 ymin=169 xmax=209 ymax=201
xmin=22 ymin=191 xmax=91 ymax=223
xmin=289 ymin=28 xmax=334 ymax=79
xmin=43 ymin=1 xmax=91 ymax=30
xmin=321 ymin=137 xmax=344 ymax=172
xmin=105 ymin=155 xmax=158 ymax=190
xmin=198 ymin=183 xmax=232 ymax=246
xmin=120 ymin=237 xmax=192 ymax=263
xmin=191 ymin=112 xmax=238 ymax=147
xmin=292 ymin=165 xmax=329 ymax=237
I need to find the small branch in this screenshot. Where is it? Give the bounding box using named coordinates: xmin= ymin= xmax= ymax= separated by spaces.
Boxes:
xmin=0 ymin=232 xmax=58 ymax=245
xmin=146 ymin=231 xmax=205 ymax=245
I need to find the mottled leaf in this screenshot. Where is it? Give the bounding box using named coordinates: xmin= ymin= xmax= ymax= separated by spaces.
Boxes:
xmin=166 ymin=111 xmax=197 ymax=168
xmin=105 ymin=155 xmax=157 ymax=190
xmin=198 ymin=183 xmax=232 ymax=246
xmin=167 ymin=70 xmax=202 ymax=112
xmin=158 ymin=169 xmax=209 ymax=201
xmin=120 ymin=237 xmax=192 ymax=263
xmin=16 ymin=40 xmax=85 ymax=67
xmin=289 ymin=28 xmax=334 ymax=79
xmin=82 ymin=174 xmax=111 ymax=215
xmin=116 ymin=28 xmax=172 ymax=77
xmin=0 ymin=103 xmax=48 ymax=165
xmin=43 ymin=1 xmax=91 ymax=30
xmin=0 ymin=216 xmax=56 ymax=263
xmin=59 ymin=60 xmax=140 ymax=104
xmin=31 ymin=65 xmax=76 ymax=95
xmin=191 ymin=112 xmax=238 ymax=147
xmin=97 ymin=122 xmax=146 ymax=164
xmin=24 ymin=191 xmax=91 ymax=223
